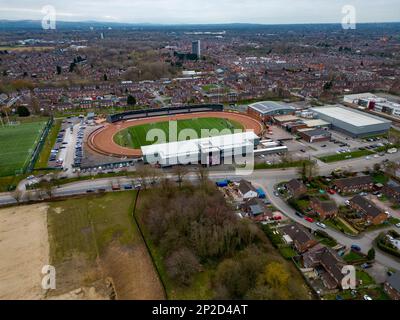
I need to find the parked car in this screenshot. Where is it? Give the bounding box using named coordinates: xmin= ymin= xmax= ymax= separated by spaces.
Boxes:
xmin=316 ymin=222 xmax=327 ymax=229
xmin=304 ymin=217 xmax=314 ymax=223
xmin=363 ymin=295 xmax=372 ymax=300
xmin=327 ymin=189 xmax=336 ymax=195
xmin=351 ymin=244 xmax=361 ymax=252
xmin=295 ymin=211 xmax=304 ymax=218
xmin=395 ymin=223 xmax=400 ymax=228
xmin=361 ymin=263 xmax=372 ymax=269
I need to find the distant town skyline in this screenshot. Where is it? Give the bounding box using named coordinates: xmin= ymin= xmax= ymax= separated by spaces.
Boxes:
xmin=0 ymin=0 xmax=399 ymax=25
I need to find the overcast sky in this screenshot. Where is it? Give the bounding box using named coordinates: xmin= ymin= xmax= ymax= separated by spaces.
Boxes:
xmin=0 ymin=0 xmax=399 ymax=24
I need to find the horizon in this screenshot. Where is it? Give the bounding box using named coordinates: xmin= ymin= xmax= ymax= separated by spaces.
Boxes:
xmin=1 ymin=0 xmax=400 ymax=25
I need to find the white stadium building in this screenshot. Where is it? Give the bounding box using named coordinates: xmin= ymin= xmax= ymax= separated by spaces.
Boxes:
xmin=141 ymin=131 xmax=260 ymax=167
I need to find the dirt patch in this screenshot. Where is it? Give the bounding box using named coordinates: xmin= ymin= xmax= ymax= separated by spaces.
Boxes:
xmin=0 ymin=204 xmax=49 ymax=299
xmin=101 ymin=243 xmax=165 ymax=300
xmin=48 ymin=280 xmax=113 ymax=300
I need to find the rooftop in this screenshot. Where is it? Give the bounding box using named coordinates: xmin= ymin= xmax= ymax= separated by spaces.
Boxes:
xmin=310 ymin=106 xmax=390 ymax=127
xmin=249 ymin=101 xmax=295 ymax=115
xmin=300 ymin=128 xmax=331 ymax=137
xmin=350 ymin=195 xmax=383 ymax=218
xmin=281 ymin=223 xmax=314 ymax=245
xmin=386 ymin=272 xmax=400 ymax=292
xmin=302 ymin=119 xmax=330 ymax=127
xmin=141 ymin=131 xmax=259 ymax=159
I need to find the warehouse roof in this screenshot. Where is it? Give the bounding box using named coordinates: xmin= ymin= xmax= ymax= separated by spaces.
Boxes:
xmin=273 ymin=115 xmax=300 ymax=122
xmin=249 ymin=101 xmax=295 ymax=115
xmin=311 ymin=106 xmax=390 ymax=127
xmin=141 ymin=131 xmax=258 ymax=161
xmin=300 ymin=128 xmax=331 ymax=137
xmin=302 ymin=119 xmax=330 ymax=128
xmin=344 ymin=92 xmax=378 ymax=101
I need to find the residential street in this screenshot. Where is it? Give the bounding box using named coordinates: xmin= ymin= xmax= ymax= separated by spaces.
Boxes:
xmin=0 ymin=153 xmax=399 ymax=271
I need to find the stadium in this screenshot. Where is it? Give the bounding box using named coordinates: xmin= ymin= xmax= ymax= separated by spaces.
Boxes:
xmin=87 ymin=105 xmax=263 ymax=165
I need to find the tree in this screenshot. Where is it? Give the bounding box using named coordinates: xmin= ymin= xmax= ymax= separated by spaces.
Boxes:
xmin=127 ymin=94 xmax=136 ymax=106
xmin=12 ymin=189 xmax=23 ymax=203
xmin=165 ymin=247 xmax=201 ymax=286
xmin=298 ymin=161 xmax=307 ymax=181
xmin=367 ymin=248 xmax=375 ymax=260
xmin=258 ymin=261 xmax=290 ymax=300
xmin=30 ymin=97 xmax=41 ymax=114
xmin=373 ymin=163 xmax=381 ymax=173
xmin=196 ymin=166 xmax=209 ymax=189
xmin=69 ymin=62 xmax=76 ymax=72
xmin=40 ymin=179 xmax=54 ymax=199
xmin=172 ymin=166 xmax=188 ymax=188
xmin=16 ymin=105 xmax=30 ymax=117
xmin=148 ymin=167 xmax=161 ymax=185
xmin=385 ymin=161 xmax=398 ymax=178
xmin=298 ymin=160 xmax=318 ymax=182
xmin=136 ymin=166 xmax=150 ymax=189
xmin=323 ymin=81 xmax=333 ymax=91
xmin=213 ymin=247 xmax=266 ymax=299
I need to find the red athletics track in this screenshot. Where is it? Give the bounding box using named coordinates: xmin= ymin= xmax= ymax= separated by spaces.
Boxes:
xmin=87 ymin=111 xmax=263 ymax=158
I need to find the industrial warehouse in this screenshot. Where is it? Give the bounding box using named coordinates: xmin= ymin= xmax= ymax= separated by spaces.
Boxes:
xmin=141 ymin=131 xmax=260 ymax=167
xmin=247 ymin=101 xmax=296 ymax=121
xmin=310 ymin=105 xmax=392 ymax=137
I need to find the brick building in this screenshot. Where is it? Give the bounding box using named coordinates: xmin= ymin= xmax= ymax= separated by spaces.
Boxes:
xmin=310 ymin=198 xmax=338 ymax=220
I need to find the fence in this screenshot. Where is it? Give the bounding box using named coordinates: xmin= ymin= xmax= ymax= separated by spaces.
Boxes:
xmin=24 ymin=117 xmax=54 ymax=174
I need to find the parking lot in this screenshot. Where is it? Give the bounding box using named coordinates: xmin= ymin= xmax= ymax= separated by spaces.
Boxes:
xmin=47 ymin=117 xmax=81 ymax=170
xmin=264 ymin=124 xmax=393 ymax=160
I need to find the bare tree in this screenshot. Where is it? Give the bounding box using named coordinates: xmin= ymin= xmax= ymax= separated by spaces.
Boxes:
xmin=172 ymin=166 xmax=188 ymax=188
xmin=148 ymin=167 xmax=162 ymax=186
xmin=196 ymin=166 xmax=209 ymax=183
xmin=40 ymin=180 xmax=54 ymax=199
xmin=297 ymin=160 xmax=318 ymax=181
xmin=385 ymin=161 xmax=398 ymax=178
xmin=136 ymin=166 xmax=150 ymax=190
xmin=12 ymin=189 xmax=23 ymax=204
xmin=165 ymin=247 xmax=201 ymax=286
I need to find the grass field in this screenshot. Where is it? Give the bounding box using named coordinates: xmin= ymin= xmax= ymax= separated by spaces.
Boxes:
xmin=34 ymin=119 xmax=62 ymax=169
xmin=318 ymin=150 xmax=374 ymax=163
xmin=47 ymin=191 xmax=164 ymax=299
xmin=48 ymin=192 xmax=138 ymax=263
xmin=113 ymin=117 xmax=244 ymax=149
xmin=0 ymin=120 xmax=47 ymax=177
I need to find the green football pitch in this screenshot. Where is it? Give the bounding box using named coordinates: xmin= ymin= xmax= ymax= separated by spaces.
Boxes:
xmin=0 ymin=121 xmax=46 ymax=177
xmin=113 ymin=117 xmax=244 ymax=149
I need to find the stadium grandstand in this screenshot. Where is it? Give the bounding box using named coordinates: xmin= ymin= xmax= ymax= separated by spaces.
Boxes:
xmin=106 ymin=104 xmax=224 ymax=123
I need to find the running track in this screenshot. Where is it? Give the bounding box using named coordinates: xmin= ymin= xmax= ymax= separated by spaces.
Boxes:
xmin=87 ymin=111 xmax=263 ymax=158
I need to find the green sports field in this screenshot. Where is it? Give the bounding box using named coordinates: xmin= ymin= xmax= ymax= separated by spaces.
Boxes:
xmin=113 ymin=117 xmax=244 ymax=149
xmin=0 ymin=121 xmax=47 ymax=177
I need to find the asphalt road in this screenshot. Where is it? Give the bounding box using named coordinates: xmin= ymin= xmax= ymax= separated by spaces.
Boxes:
xmin=1 ymin=153 xmax=399 ymax=270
